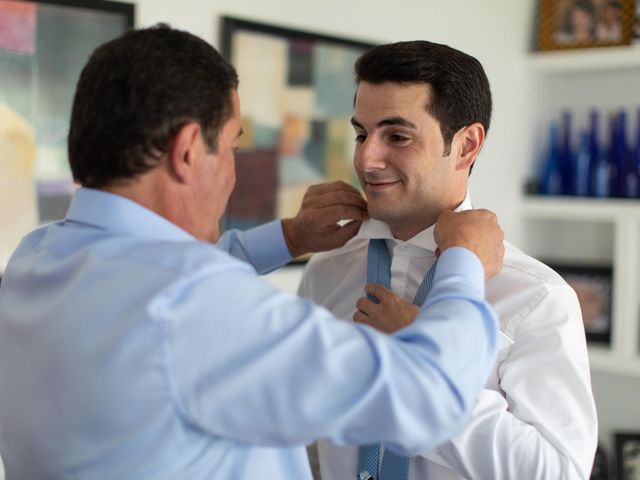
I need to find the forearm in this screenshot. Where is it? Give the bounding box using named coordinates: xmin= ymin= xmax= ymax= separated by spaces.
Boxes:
xmin=216 ymin=220 xmax=291 ymax=274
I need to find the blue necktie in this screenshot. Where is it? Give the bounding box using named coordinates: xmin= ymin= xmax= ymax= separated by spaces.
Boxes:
xmin=357 ymin=239 xmax=437 ymax=480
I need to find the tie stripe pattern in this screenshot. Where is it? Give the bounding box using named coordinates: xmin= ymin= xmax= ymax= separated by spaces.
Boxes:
xmin=357 ymin=238 xmax=438 ymax=480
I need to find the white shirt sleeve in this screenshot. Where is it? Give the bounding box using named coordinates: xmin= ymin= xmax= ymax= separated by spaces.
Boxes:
xmin=423 ymin=284 xmax=598 ymax=479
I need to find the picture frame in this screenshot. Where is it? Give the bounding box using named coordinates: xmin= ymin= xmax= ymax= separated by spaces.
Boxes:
xmin=536 ymin=0 xmax=636 ymax=51
xmin=546 ymin=262 xmax=613 ymax=344
xmin=634 ymin=0 xmax=640 ymax=42
xmin=219 ymin=16 xmax=374 ymax=232
xmin=0 ymin=0 xmax=134 ymax=224
xmin=615 ymin=432 xmax=640 ymax=480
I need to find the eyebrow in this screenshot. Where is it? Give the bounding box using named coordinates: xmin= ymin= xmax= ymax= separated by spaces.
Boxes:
xmin=350 ymin=116 xmax=418 ymax=130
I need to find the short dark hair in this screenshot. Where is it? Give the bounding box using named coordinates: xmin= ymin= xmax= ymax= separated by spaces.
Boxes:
xmin=355 ymin=41 xmax=492 ymax=158
xmin=68 ymin=24 xmax=238 ymax=188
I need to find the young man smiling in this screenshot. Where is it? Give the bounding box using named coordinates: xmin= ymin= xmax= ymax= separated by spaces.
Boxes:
xmin=300 ymin=41 xmax=597 ymax=479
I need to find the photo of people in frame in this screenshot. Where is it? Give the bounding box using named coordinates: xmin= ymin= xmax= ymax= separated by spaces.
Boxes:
xmin=555 ymin=0 xmax=624 ymax=44
xmin=539 ymin=0 xmax=635 ymax=49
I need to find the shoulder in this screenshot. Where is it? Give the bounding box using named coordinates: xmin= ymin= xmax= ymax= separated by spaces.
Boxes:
xmin=129 ymin=239 xmax=255 ymax=278
xmin=488 ymin=241 xmax=580 ymax=333
xmin=500 ymin=241 xmax=567 ymax=288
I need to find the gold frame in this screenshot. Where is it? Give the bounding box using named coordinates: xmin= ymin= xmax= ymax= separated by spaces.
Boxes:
xmin=536 ymin=0 xmax=635 ymax=51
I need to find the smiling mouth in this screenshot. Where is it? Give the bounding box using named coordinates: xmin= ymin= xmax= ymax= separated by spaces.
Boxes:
xmin=366 ymin=180 xmax=400 ymax=190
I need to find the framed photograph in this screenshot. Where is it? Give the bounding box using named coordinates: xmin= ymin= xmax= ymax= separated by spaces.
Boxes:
xmin=615 ymin=433 xmax=640 ymax=480
xmin=634 ymin=0 xmax=640 ymax=42
xmin=536 ymin=0 xmax=636 ymax=51
xmin=220 ymin=17 xmax=374 ymax=231
xmin=0 ymin=0 xmax=134 ymax=225
xmin=546 ymin=263 xmax=613 ymax=344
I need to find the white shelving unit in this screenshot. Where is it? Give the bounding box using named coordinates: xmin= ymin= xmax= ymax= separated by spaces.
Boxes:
xmin=524 ymin=43 xmax=640 ymax=378
xmin=522 ymin=197 xmax=640 ymax=377
xmin=528 ymin=45 xmax=640 ymax=73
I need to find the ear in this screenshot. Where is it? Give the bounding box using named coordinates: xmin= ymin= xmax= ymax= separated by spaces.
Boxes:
xmin=166 ymin=122 xmax=203 ymax=184
xmin=453 ymin=122 xmax=485 ymax=172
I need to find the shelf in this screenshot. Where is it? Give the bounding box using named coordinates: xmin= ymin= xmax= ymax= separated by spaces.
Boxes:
xmin=589 ymin=346 xmax=640 ymax=378
xmin=528 ymin=45 xmax=640 ymax=73
xmin=521 ymin=196 xmax=640 ymax=221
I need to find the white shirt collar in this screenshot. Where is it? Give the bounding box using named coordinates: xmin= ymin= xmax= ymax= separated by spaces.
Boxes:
xmin=355 ymin=191 xmax=473 ymax=252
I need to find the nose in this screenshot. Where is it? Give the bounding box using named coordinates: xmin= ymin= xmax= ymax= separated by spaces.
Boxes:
xmin=354 ymin=136 xmax=386 ymax=172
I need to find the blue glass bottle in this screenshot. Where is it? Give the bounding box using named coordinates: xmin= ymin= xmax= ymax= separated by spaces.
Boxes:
xmin=575 ymin=130 xmax=591 ymax=197
xmin=587 ymin=110 xmax=600 ymax=197
xmin=541 ymin=123 xmax=562 ymax=196
xmin=629 ymin=107 xmax=640 ymax=199
xmin=607 ymin=112 xmax=620 ymax=198
xmin=616 ymin=110 xmax=631 ymax=198
xmin=559 ymin=111 xmax=575 ymax=195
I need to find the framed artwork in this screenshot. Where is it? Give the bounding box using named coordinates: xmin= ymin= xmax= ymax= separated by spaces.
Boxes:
xmin=616 ymin=432 xmax=640 ymax=480
xmin=536 ymin=0 xmax=635 ymax=51
xmin=220 ymin=16 xmax=374 ymax=231
xmin=0 ymin=0 xmax=134 ymax=225
xmin=546 ymin=263 xmax=613 ymax=344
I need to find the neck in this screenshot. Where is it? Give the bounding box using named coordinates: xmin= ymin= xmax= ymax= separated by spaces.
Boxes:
xmin=387 ymin=194 xmax=468 ymax=241
xmin=101 ymin=169 xmax=203 ymax=240
xmin=389 ymin=216 xmax=437 ymax=242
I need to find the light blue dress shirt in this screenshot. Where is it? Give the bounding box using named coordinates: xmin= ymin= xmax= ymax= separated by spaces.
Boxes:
xmin=0 ymin=188 xmax=497 ymax=479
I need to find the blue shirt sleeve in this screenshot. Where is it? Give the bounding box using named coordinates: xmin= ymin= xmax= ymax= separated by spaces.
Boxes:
xmin=158 ymin=246 xmax=498 ymax=455
xmin=216 ymin=220 xmax=292 ymax=274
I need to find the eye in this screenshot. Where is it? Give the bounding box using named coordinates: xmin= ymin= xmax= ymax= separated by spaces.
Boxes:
xmin=354 ymin=133 xmax=367 ymax=143
xmin=389 ymin=134 xmax=409 ymax=143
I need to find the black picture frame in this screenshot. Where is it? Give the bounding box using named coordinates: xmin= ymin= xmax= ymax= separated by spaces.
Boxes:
xmin=546 ymin=262 xmax=613 ymax=345
xmin=219 ymin=17 xmax=375 ymax=234
xmin=0 ymin=0 xmax=134 ymax=224
xmin=615 ymin=432 xmax=640 ymax=479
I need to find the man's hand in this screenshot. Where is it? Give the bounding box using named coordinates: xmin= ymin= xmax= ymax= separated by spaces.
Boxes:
xmin=353 ymin=284 xmax=420 ymax=334
xmin=282 ymin=181 xmax=368 ymax=258
xmin=434 ymin=209 xmax=504 ymax=279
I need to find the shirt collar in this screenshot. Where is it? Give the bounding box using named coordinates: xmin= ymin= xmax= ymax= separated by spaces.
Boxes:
xmin=65 ymin=187 xmax=195 ymax=242
xmin=356 ymin=191 xmax=473 ymax=252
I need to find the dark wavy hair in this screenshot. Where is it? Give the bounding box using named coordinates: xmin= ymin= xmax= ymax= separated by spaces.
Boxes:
xmin=355 ymin=40 xmax=492 ymax=164
xmin=68 ymin=24 xmax=238 ymax=188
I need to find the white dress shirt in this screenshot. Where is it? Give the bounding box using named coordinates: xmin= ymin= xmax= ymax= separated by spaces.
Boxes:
xmin=299 ymin=195 xmax=598 ymax=480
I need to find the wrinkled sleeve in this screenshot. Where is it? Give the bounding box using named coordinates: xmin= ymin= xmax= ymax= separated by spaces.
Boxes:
xmin=216 ymin=220 xmax=291 ymax=274
xmin=425 ymin=285 xmax=597 ymax=479
xmin=157 ymin=247 xmax=498 ymax=455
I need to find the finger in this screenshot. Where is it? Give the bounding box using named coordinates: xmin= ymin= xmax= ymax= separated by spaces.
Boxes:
xmin=308 ymin=180 xmax=361 ymax=196
xmin=332 ymin=220 xmax=362 ymax=243
xmin=353 ymin=310 xmax=369 ymax=324
xmin=317 ymin=204 xmax=369 ymax=223
xmin=356 ymin=296 xmax=374 ymax=313
xmin=308 ymin=189 xmax=367 ymax=210
xmin=364 ymin=284 xmax=394 ymax=303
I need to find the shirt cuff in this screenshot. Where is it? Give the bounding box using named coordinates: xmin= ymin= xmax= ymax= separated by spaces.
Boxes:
xmin=433 ymin=247 xmax=485 ymax=299
xmin=243 ymin=220 xmax=293 ymax=274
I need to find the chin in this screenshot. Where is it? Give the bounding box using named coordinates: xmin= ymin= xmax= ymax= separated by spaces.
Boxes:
xmin=367 ymin=205 xmax=398 ymax=224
